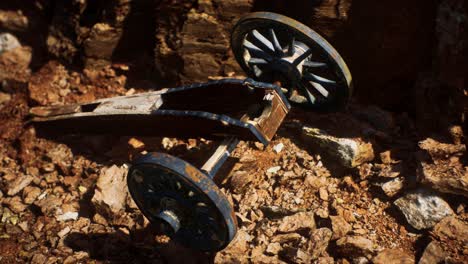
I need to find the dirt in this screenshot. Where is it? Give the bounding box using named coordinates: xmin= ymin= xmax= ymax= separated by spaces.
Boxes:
xmin=0 ymin=61 xmax=466 ymax=262
xmin=1 ymin=0 xmax=468 ymax=263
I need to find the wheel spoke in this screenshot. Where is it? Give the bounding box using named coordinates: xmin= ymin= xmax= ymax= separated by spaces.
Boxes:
xmin=297 ymin=83 xmax=316 ymax=104
xmin=288 ymin=37 xmax=296 ymax=56
xmin=251 ymin=30 xmax=275 ymax=53
xmin=243 ymin=39 xmax=271 ymax=60
xmin=248 ymin=58 xmax=268 ymax=65
xmin=293 ymin=48 xmax=313 ymax=66
xmin=310 ymin=81 xmax=329 ymax=97
xmin=303 ymin=61 xmax=327 ymax=68
xmin=269 ymin=28 xmax=284 ymax=56
xmin=304 ymin=72 xmax=336 ymax=84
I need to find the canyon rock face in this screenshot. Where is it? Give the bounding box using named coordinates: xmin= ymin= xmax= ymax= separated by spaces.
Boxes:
xmin=2 ymin=0 xmax=443 ymax=106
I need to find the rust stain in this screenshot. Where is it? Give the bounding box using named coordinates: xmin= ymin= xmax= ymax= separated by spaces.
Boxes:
xmin=185 ymin=165 xmax=202 ymax=182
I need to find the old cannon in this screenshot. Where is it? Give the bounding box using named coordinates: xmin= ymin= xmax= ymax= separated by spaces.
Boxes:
xmin=30 ymin=12 xmax=352 ymax=251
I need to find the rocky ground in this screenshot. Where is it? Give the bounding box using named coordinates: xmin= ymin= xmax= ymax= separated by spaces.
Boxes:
xmin=0 ymin=34 xmax=467 ymax=264
xmin=1 ymin=0 xmax=468 ymax=263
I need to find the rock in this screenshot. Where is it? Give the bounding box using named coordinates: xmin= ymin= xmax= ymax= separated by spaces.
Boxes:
xmin=277 ymin=211 xmax=316 ymax=233
xmin=280 ymin=246 xmax=312 ymax=263
xmin=330 ymin=215 xmax=352 ymax=240
xmin=343 ymin=176 xmax=360 ymax=192
xmin=0 ymin=10 xmax=29 ymax=32
xmin=373 ymin=249 xmax=414 ymax=264
xmin=92 ymin=165 xmax=129 ymax=217
xmin=294 ymin=248 xmax=312 ymax=263
xmin=0 ymin=45 xmax=31 ymax=82
xmin=432 ymin=216 xmax=468 ymax=245
xmin=18 ymin=221 xmax=28 ymax=232
xmin=316 ymin=257 xmax=334 ymax=264
xmin=6 ymin=174 xmax=33 ymax=196
xmin=351 ymin=257 xmax=369 ymax=264
xmin=260 ymin=206 xmax=298 ymax=219
xmin=342 ymin=210 xmax=356 ymax=223
xmin=379 ymin=150 xmax=395 ymax=164
xmin=239 ymin=154 xmax=256 ymax=163
xmin=128 ymin=138 xmax=145 ymax=149
xmin=302 ymin=127 xmax=374 ymax=168
xmin=376 ymin=163 xmax=402 ymax=178
xmin=266 ymin=242 xmax=282 ymax=255
xmin=83 ymin=23 xmax=122 ymax=69
xmin=416 ymin=138 xmax=468 ymax=197
xmin=35 ymin=194 xmax=63 ymax=216
xmin=336 ymin=236 xmax=375 ymax=258
xmin=63 ymin=256 xmax=77 ymax=264
xmin=254 ymin=142 xmax=264 ymax=150
xmin=3 ymin=196 xmax=27 ymax=213
xmin=0 ymin=91 xmax=11 ymax=105
xmin=31 ymin=253 xmax=47 ymax=264
xmin=28 ymin=61 xmax=69 ymax=105
xmin=418 ymin=162 xmax=468 ymax=198
xmin=316 ymin=208 xmax=329 ymax=219
xmin=229 ymin=170 xmax=253 ymax=194
xmin=214 ymin=230 xmax=251 ymax=263
xmin=179 ymin=9 xmax=228 ymax=81
xmin=0 ymin=33 xmax=20 ymax=54
xmin=1 ymin=208 xmax=16 ymax=225
xmin=56 ymin=211 xmax=79 ymax=222
xmin=267 ymin=166 xmax=281 ymax=174
xmin=57 ymin=226 xmax=71 ymax=238
xmin=418 ymin=138 xmax=466 ymax=158
xmin=63 ymin=175 xmax=80 ymax=189
xmin=46 ymin=144 xmax=73 ymax=175
xmin=308 ymin=228 xmax=333 ymax=260
xmin=394 ymin=189 xmax=454 ymax=230
xmin=305 ymin=175 xmax=328 ymax=189
xmin=418 ymin=241 xmax=446 ymax=264
xmin=319 ymin=187 xmax=329 ymax=201
xmin=382 ymin=177 xmax=404 ymax=197
xmin=271 ymin=233 xmax=302 ymax=243
xmin=273 ymin=143 xmax=284 ymax=153
xmin=448 ymin=125 xmax=463 ymax=145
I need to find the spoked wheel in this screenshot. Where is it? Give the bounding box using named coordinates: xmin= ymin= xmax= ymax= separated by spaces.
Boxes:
xmin=127 ymin=153 xmax=237 ymax=251
xmin=231 ymin=12 xmax=353 ymax=111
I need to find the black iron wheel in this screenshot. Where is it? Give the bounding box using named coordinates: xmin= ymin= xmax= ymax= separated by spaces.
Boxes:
xmin=231 ymin=12 xmax=353 ymax=111
xmin=127 ymin=152 xmax=237 ymax=251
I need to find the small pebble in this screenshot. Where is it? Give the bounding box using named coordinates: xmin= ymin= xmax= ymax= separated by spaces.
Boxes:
xmin=273 ymin=143 xmax=284 ymax=153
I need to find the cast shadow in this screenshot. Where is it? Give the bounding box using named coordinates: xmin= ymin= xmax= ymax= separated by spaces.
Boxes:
xmin=64 ymin=225 xmax=214 ymax=264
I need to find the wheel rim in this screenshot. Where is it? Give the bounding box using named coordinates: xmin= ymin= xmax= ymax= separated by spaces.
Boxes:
xmin=127 ymin=152 xmax=237 ymax=251
xmin=231 ymin=12 xmax=352 ymax=111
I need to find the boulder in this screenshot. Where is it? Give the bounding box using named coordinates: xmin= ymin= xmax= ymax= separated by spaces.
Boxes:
xmin=394 ymin=189 xmax=454 ymax=230
xmin=432 ymin=216 xmax=468 ymax=245
xmin=418 ymin=241 xmax=446 ymax=264
xmin=417 ymin=138 xmax=468 ymax=197
xmin=418 ymin=162 xmax=468 ymax=198
xmin=91 ymin=165 xmax=129 ymax=217
xmin=302 ymin=127 xmax=374 ymax=168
